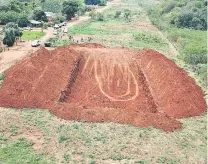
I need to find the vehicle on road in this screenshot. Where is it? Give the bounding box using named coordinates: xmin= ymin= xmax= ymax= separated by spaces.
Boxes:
xmin=31 ymin=40 xmax=41 ymax=47
xmin=24 ymin=27 xmax=32 ymax=30
xmin=54 ymin=24 xmax=59 ymax=29
xmin=53 ymin=30 xmax=58 ymax=35
xmin=58 ymin=22 xmax=67 ymax=27
xmin=63 ymin=28 xmax=68 ymax=33
xmin=44 ymin=42 xmax=52 ymax=47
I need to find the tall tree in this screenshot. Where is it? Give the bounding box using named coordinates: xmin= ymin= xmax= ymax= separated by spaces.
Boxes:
xmin=33 ymin=9 xmax=48 ymax=22
xmin=3 ymin=23 xmax=23 ymax=47
xmin=62 ymin=0 xmax=79 ymax=20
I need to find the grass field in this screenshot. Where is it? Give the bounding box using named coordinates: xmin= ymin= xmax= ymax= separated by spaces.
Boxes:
xmin=0 ymin=0 xmax=207 ymax=163
xmin=68 ymin=6 xmax=170 ymax=54
xmin=0 ymin=108 xmax=206 ymax=163
xmin=21 ymin=31 xmax=46 ymax=41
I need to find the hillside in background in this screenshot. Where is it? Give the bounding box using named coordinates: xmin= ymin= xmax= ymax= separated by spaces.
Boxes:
xmin=147 ymin=0 xmax=207 ymax=88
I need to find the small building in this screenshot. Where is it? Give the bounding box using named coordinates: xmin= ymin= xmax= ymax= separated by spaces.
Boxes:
xmin=29 ymin=20 xmax=41 ymax=27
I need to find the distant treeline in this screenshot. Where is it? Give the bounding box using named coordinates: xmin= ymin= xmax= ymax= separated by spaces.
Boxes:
xmin=148 ymin=0 xmax=207 ymax=30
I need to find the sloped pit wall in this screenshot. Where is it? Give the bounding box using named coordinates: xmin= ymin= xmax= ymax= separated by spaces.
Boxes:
xmin=139 ymin=49 xmax=206 ymax=118
xmin=58 ymin=56 xmax=83 ymax=102
xmin=0 ymin=48 xmax=81 ymax=109
xmin=0 ymin=48 xmax=53 ymax=108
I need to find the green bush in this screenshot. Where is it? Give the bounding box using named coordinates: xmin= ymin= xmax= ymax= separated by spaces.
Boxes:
xmin=99 ymin=0 xmax=107 ymax=6
xmin=96 ymin=12 xmax=105 ymax=21
xmin=54 ymin=14 xmax=66 ymax=23
xmin=78 ymin=5 xmax=87 ymax=16
xmin=134 ymin=32 xmax=165 ymax=44
xmin=85 ymin=0 xmax=107 ymax=5
xmin=0 ymin=73 xmax=5 ymax=81
xmin=58 ymin=135 xmax=68 ymax=143
xmin=0 ymin=11 xmax=29 ymax=27
xmin=162 ymin=1 xmax=177 ymax=14
xmin=89 ymin=10 xmax=95 ymax=17
xmin=114 ymin=11 xmax=121 ymax=18
xmin=191 ymin=64 xmax=207 ymax=86
xmin=182 ymin=53 xmax=207 ymax=65
xmin=149 ymin=0 xmax=207 ymax=30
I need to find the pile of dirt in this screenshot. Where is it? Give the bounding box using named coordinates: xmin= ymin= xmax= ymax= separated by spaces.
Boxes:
xmin=0 ymin=44 xmax=206 ymax=131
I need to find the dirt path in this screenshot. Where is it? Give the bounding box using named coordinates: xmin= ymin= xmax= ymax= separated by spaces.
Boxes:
xmin=0 ymin=2 xmax=116 ymax=74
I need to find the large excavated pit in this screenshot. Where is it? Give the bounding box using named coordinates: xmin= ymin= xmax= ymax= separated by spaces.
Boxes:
xmin=0 ymin=44 xmax=206 ymax=131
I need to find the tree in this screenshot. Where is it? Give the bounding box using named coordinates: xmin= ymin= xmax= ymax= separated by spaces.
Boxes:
xmin=3 ymin=23 xmax=23 ymax=47
xmin=40 ymin=0 xmax=46 ymax=3
xmin=84 ymin=0 xmax=107 ymax=5
xmin=40 ymin=22 xmax=48 ymax=33
xmin=99 ymin=0 xmax=107 ymax=6
xmin=55 ymin=14 xmax=67 ymax=23
xmin=85 ymin=0 xmax=101 ymax=5
xmin=17 ymin=14 xmax=29 ymax=27
xmin=77 ymin=5 xmax=87 ymax=16
xmin=8 ymin=0 xmax=23 ymax=13
xmin=3 ymin=29 xmax=16 ymax=47
xmin=33 ymin=9 xmax=48 ymax=22
xmin=62 ymin=0 xmax=79 ymax=20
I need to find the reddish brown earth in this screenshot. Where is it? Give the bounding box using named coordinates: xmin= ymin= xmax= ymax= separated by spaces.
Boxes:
xmin=0 ymin=44 xmax=206 ymax=131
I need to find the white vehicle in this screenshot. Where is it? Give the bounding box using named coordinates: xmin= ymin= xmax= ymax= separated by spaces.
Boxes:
xmin=53 ymin=30 xmax=58 ymax=35
xmin=24 ymin=27 xmax=32 ymax=30
xmin=59 ymin=23 xmax=63 ymax=27
xmin=54 ymin=24 xmax=59 ymax=29
xmin=59 ymin=22 xmax=67 ymax=27
xmin=63 ymin=28 xmax=67 ymax=33
xmin=31 ymin=40 xmax=41 ymax=47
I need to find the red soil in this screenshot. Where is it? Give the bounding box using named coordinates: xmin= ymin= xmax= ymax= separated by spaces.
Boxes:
xmin=0 ymin=44 xmax=206 ymax=131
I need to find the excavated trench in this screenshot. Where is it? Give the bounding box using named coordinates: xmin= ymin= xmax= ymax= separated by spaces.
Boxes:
xmin=0 ymin=44 xmax=206 ymax=131
xmin=58 ymin=56 xmax=83 ymax=102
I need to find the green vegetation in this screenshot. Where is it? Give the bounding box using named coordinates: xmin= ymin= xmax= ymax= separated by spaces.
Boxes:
xmin=84 ymin=0 xmax=107 ymax=6
xmin=62 ymin=0 xmax=80 ymax=20
xmin=0 ymin=73 xmax=5 ymax=81
xmin=58 ymin=135 xmax=68 ymax=143
xmin=147 ymin=0 xmax=207 ymax=88
xmin=0 ymin=108 xmax=206 ymax=163
xmin=33 ymin=9 xmax=48 ymax=22
xmin=41 ymin=0 xmax=62 ymax=13
xmin=0 ymin=0 xmax=29 ymax=26
xmin=0 ymin=72 xmax=5 ymax=88
xmin=0 ymin=137 xmax=53 ymax=163
xmin=3 ymin=23 xmax=23 ymax=47
xmin=148 ymin=0 xmax=207 ymax=30
xmin=0 ymin=0 xmax=86 ymax=27
xmin=21 ymin=31 xmax=45 ymax=41
xmin=68 ymin=8 xmax=169 ymax=52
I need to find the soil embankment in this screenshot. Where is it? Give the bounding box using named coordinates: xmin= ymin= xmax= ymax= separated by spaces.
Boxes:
xmin=0 ymin=44 xmax=206 ymax=131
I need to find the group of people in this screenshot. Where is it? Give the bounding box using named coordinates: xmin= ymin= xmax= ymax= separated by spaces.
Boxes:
xmin=72 ymin=36 xmax=93 ymax=44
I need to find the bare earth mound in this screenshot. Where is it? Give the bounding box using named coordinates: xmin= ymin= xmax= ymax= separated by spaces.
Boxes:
xmin=0 ymin=44 xmax=206 ymax=131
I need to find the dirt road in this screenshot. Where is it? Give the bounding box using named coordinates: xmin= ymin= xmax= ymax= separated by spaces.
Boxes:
xmin=0 ymin=2 xmax=115 ymax=74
